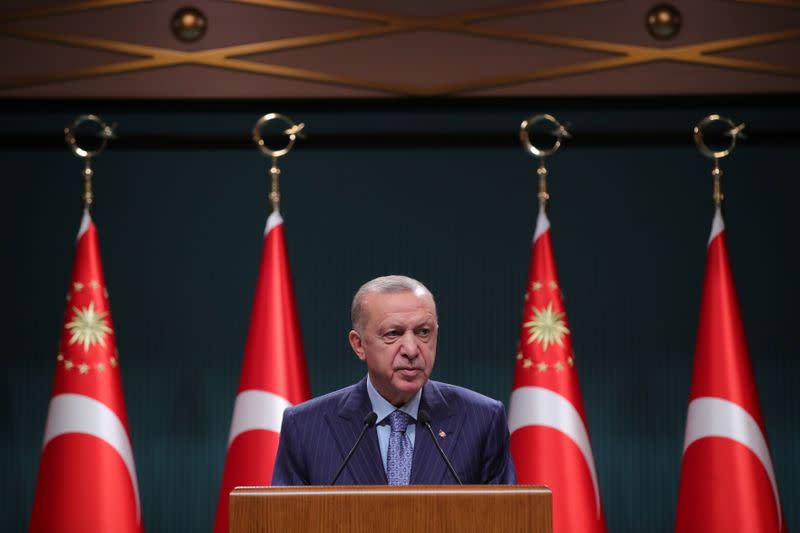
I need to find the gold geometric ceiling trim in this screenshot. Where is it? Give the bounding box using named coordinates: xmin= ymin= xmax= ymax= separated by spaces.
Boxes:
xmin=231 ymin=0 xmax=407 ymax=23
xmin=0 ymin=0 xmax=798 ymax=96
xmin=234 ymin=0 xmax=609 ymax=23
xmin=735 ymin=0 xmax=800 ymax=8
xmin=0 ymin=26 xmax=420 ymax=94
xmin=433 ymin=29 xmax=800 ymax=94
xmin=229 ymin=0 xmax=624 ymax=57
xmin=0 ymin=0 xmax=151 ymax=24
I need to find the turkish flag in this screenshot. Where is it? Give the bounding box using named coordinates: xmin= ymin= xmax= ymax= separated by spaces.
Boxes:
xmin=30 ymin=210 xmax=141 ymax=532
xmin=676 ymin=207 xmax=785 ymax=532
xmin=508 ymin=206 xmax=606 ymax=533
xmin=213 ymin=210 xmax=311 ymax=532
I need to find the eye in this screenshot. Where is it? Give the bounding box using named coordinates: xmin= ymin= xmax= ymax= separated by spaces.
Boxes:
xmin=384 ymin=330 xmax=400 ymax=339
xmin=416 ymin=327 xmax=431 ymax=337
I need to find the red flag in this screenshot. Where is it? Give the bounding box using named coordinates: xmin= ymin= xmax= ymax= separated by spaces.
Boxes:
xmin=214 ymin=210 xmax=311 ymax=532
xmin=508 ymin=206 xmax=606 ymax=533
xmin=30 ymin=210 xmax=141 ymax=532
xmin=676 ymin=207 xmax=784 ymax=532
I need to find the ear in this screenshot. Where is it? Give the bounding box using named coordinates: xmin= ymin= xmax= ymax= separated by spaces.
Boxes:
xmin=348 ymin=330 xmax=367 ymax=361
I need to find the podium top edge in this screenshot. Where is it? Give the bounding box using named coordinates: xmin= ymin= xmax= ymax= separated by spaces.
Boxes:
xmin=230 ymin=485 xmax=551 ymax=497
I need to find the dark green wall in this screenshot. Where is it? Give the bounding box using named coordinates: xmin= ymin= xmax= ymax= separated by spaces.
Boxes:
xmin=2 ymin=101 xmax=798 ymax=531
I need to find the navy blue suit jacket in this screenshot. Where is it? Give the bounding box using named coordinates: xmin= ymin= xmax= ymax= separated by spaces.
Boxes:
xmin=272 ymin=377 xmax=516 ymax=485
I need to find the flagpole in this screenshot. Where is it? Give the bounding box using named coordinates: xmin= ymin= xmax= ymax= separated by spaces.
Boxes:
xmin=214 ymin=112 xmax=311 ymax=533
xmin=64 ymin=114 xmax=117 ymax=211
xmin=31 ymin=114 xmax=142 ymax=532
xmin=537 ymin=159 xmax=549 ymax=206
xmin=692 ymin=113 xmax=746 ymax=208
xmin=252 ymin=112 xmax=306 ymax=213
xmin=520 ymin=113 xmax=570 ymax=207
xmin=677 ymin=114 xmax=785 ymax=532
xmin=512 ymin=114 xmax=606 ymax=533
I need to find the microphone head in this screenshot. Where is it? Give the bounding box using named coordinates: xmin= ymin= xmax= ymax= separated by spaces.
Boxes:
xmin=418 ymin=409 xmax=431 ymax=425
xmin=363 ymin=411 xmax=378 ymax=427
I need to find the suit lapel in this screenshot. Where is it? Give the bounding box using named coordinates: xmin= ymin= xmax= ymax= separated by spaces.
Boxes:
xmin=410 ymin=381 xmax=463 ymax=484
xmin=325 ymin=377 xmax=386 ymax=485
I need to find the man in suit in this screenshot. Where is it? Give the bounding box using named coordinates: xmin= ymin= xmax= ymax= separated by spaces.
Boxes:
xmin=272 ymin=275 xmax=516 ymax=485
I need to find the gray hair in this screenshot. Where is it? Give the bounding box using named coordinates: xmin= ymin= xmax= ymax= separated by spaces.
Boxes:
xmin=351 ymin=275 xmax=436 ymax=331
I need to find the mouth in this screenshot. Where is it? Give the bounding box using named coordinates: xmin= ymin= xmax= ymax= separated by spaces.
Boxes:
xmin=396 ymin=368 xmax=421 ymax=378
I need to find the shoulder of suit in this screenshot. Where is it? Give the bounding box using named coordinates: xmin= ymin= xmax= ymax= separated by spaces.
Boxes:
xmin=284 ymin=382 xmax=359 ymax=417
xmin=428 ymin=380 xmax=504 ymax=411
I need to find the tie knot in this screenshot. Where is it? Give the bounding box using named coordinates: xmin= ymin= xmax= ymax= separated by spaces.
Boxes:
xmin=387 ymin=410 xmax=412 ymax=433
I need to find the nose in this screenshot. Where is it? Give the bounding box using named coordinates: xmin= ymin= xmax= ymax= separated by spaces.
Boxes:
xmin=399 ymin=331 xmax=419 ymax=359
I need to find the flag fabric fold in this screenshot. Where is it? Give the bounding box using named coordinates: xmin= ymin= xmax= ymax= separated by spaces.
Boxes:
xmin=30 ymin=209 xmax=141 ymax=533
xmin=676 ymin=207 xmax=784 ymax=532
xmin=508 ymin=206 xmax=606 ymax=533
xmin=213 ymin=210 xmax=311 ymax=533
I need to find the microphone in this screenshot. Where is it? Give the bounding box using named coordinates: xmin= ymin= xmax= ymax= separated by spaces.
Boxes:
xmin=418 ymin=409 xmax=463 ymax=485
xmin=329 ymin=411 xmax=378 ymax=485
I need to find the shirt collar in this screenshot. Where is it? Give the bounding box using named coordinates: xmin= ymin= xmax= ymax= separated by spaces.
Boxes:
xmin=366 ymin=374 xmax=421 ymax=424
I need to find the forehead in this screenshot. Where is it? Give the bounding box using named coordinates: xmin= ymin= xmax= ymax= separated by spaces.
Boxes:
xmin=362 ymin=290 xmax=437 ymax=323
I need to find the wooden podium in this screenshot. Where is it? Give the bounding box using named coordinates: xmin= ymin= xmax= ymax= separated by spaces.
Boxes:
xmin=230 ymin=485 xmax=552 ymax=533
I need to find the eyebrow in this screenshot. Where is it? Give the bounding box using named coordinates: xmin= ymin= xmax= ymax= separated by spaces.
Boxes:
xmin=381 ymin=319 xmax=435 ymax=330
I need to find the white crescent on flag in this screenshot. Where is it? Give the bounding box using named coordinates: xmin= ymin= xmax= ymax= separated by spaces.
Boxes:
xmin=683 ymin=396 xmax=781 ymax=530
xmin=42 ymin=393 xmax=141 ymax=523
xmin=509 ymin=385 xmax=601 ymax=517
xmin=227 ymin=389 xmax=293 ymax=447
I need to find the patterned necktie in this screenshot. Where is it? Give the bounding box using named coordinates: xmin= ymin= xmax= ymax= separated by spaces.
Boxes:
xmin=386 ymin=410 xmax=414 ymax=485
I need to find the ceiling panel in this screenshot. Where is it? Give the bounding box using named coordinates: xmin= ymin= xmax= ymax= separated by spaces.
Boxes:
xmin=0 ymin=0 xmax=798 ymax=98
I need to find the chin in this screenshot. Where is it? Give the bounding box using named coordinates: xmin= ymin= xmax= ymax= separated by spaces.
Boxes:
xmin=393 ymin=378 xmax=426 ymax=394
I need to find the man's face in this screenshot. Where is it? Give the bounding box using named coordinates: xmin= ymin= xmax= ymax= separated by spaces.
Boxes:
xmin=348 ymin=290 xmax=438 ymax=407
